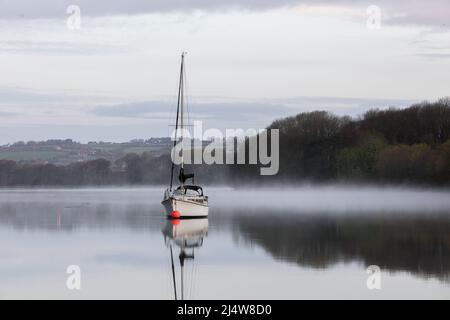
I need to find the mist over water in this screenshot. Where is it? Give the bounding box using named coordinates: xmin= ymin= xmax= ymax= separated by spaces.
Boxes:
xmin=209 ymin=185 xmax=450 ymax=214
xmin=3 ymin=185 xmax=450 ymax=214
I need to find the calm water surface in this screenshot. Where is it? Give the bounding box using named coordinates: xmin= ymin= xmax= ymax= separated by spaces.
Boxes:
xmin=0 ymin=186 xmax=449 ymax=299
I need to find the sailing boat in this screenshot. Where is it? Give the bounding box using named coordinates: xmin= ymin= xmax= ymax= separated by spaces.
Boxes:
xmin=162 ymin=52 xmax=209 ymax=218
xmin=162 ymin=218 xmax=209 ymax=300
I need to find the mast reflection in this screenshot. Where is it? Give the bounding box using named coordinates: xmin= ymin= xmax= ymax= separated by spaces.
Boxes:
xmin=162 ymin=218 xmax=209 ymax=300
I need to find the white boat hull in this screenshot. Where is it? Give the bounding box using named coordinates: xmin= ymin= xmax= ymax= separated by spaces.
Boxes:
xmin=162 ymin=197 xmax=209 ymax=218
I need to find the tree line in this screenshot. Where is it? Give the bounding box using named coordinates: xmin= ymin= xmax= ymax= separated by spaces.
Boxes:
xmin=0 ymin=98 xmax=449 ymax=186
xmin=260 ymin=97 xmax=450 ymax=185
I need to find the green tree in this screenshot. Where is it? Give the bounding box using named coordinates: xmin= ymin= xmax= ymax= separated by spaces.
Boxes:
xmin=336 ymin=133 xmax=386 ymax=180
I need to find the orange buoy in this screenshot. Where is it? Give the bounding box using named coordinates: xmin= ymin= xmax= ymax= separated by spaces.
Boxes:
xmin=171 ymin=210 xmax=181 ymax=218
xmin=171 ymin=218 xmax=181 ymax=225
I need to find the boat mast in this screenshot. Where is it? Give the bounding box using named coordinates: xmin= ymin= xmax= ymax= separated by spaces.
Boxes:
xmin=169 ymin=52 xmax=185 ymax=191
xmin=180 ymin=52 xmax=185 ymax=189
xmin=169 ymin=243 xmax=178 ymax=300
xmin=181 ymin=259 xmax=184 ymax=300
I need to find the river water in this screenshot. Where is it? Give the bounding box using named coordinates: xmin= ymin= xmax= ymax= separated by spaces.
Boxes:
xmin=0 ymin=186 xmax=449 ymax=299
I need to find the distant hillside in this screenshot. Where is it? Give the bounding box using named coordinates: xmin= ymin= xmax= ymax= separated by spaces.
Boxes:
xmin=0 ymin=138 xmax=172 ymax=166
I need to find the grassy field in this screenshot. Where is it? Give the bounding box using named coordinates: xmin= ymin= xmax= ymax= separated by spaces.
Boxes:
xmin=0 ymin=142 xmax=172 ymax=164
xmin=0 ymin=151 xmax=67 ymax=161
xmin=122 ymin=145 xmax=170 ymax=155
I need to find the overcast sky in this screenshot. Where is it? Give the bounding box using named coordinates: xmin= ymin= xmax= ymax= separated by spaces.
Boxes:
xmin=0 ymin=0 xmax=449 ymax=143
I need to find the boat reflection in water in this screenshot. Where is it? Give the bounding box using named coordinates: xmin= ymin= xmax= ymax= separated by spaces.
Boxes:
xmin=162 ymin=217 xmax=209 ymax=300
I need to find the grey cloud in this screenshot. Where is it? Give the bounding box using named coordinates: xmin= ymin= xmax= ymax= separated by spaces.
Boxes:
xmin=0 ymin=40 xmax=125 ymax=55
xmin=91 ymin=97 xmax=419 ymax=122
xmin=91 ymin=101 xmax=292 ymax=122
xmin=0 ymin=0 xmax=449 ymax=28
xmin=0 ymin=0 xmax=300 ymax=19
xmin=0 ymin=86 xmax=420 ymax=119
xmin=414 ymin=53 xmax=450 ymax=60
xmin=264 ymin=96 xmax=418 ymax=117
xmin=0 ymin=111 xmax=16 ymax=117
xmin=0 ymin=86 xmax=117 ymax=105
xmin=275 ymin=96 xmax=415 ymax=107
